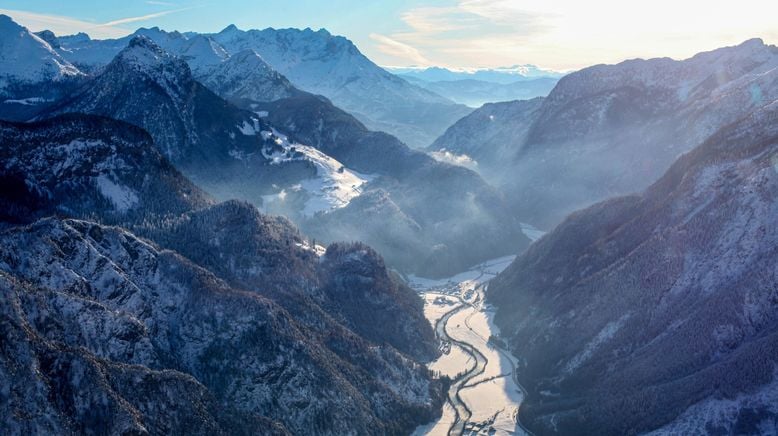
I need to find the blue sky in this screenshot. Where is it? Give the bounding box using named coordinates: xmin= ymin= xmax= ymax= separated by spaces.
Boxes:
xmin=2 ymin=0 xmax=777 ymax=70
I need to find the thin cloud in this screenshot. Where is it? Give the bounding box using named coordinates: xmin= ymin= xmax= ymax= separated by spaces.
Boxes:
xmin=97 ymin=7 xmax=196 ymax=27
xmin=369 ymin=33 xmax=431 ymax=66
xmin=372 ymin=1 xmax=550 ymax=69
xmin=0 ymin=6 xmax=198 ymax=39
xmin=370 ymin=0 xmax=778 ymax=70
xmin=146 ymin=1 xmax=177 ymax=5
xmin=0 ymin=8 xmax=129 ymax=38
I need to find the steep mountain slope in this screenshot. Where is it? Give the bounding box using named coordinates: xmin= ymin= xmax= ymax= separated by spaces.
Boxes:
xmin=140 ymin=200 xmax=439 ymax=362
xmin=433 ymin=39 xmax=778 ymax=228
xmin=429 ymin=98 xmax=544 ymax=179
xmin=0 ymin=114 xmax=211 ymax=225
xmin=44 ymin=36 xmax=271 ymax=169
xmin=0 ymin=15 xmax=81 ymax=91
xmin=198 ymin=48 xmax=300 ymax=103
xmin=256 ymin=93 xmax=531 ymax=276
xmin=0 ymin=15 xmax=84 ymax=120
xmin=211 ymin=25 xmax=471 ymax=148
xmin=0 ymin=111 xmax=438 ymax=361
xmin=39 ymin=22 xmax=470 ymax=148
xmin=0 ymin=218 xmax=442 ymax=435
xmin=0 ymin=114 xmax=444 ymax=433
xmin=0 ymin=271 xmax=256 ymax=435
xmin=37 ymin=33 xmax=528 ymax=276
xmin=488 ymin=103 xmax=778 ymax=434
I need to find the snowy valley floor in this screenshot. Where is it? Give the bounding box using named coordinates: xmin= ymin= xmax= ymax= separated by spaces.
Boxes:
xmin=409 ymin=254 xmax=533 ymax=436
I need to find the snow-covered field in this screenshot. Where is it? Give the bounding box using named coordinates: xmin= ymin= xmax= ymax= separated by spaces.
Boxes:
xmin=446 ymin=305 xmax=525 ymax=434
xmin=413 ymin=256 xmax=526 ymax=435
xmin=95 ymin=174 xmax=138 ymax=211
xmin=412 ymin=402 xmax=457 ymax=436
xmin=422 ymin=294 xmax=459 ymax=327
xmin=429 ymin=345 xmax=475 ymax=379
xmin=259 ymin=128 xmax=374 ymax=216
xmin=459 ymin=376 xmax=525 ymax=433
xmin=408 ymin=255 xmax=516 ymax=292
xmin=448 ymin=308 xmax=512 ymax=384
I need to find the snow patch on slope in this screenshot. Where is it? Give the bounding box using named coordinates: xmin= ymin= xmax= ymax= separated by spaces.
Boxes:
xmin=520 ymin=222 xmax=546 ymax=242
xmin=260 ymin=128 xmax=374 ymax=216
xmin=0 ymin=15 xmax=82 ymax=90
xmin=564 ymin=313 xmax=631 ymax=374
xmin=647 ymin=368 xmax=778 ymax=435
xmin=2 ymin=97 xmax=52 ymax=105
xmin=95 ymin=174 xmax=138 ymax=211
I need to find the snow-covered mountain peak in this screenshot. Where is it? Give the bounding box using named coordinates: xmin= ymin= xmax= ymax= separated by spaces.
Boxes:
xmin=0 ymin=14 xmax=82 ymax=91
xmin=124 ymin=34 xmax=170 ymax=55
xmin=112 ymin=35 xmax=192 ymax=86
xmin=177 ymin=34 xmax=229 ymax=74
xmin=33 ymin=29 xmax=59 ymax=48
xmin=135 ymin=26 xmax=183 ymax=39
xmin=0 ymin=13 xmax=17 ymax=29
xmin=197 ymin=46 xmax=297 ymax=102
xmin=219 ymin=24 xmax=240 ymax=35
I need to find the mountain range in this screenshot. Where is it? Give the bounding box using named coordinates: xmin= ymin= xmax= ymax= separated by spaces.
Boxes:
xmin=3 ymin=9 xmax=778 ymax=436
xmin=431 ymin=38 xmax=778 ymax=228
xmin=33 ymin=23 xmax=470 ymax=148
xmin=387 ymin=65 xmax=565 ymax=83
xmin=0 ymin=109 xmax=444 ymax=435
xmin=0 ymin=18 xmax=529 ymax=278
xmin=488 ymin=100 xmax=778 ymax=434
xmin=388 ymin=65 xmax=563 ymax=107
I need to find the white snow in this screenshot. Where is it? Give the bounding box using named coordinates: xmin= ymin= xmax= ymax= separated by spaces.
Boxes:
xmin=95 ymin=174 xmax=138 ymax=212
xmin=408 ymin=255 xmax=516 ymax=292
xmin=520 ymin=222 xmax=546 ymax=242
xmin=422 ymin=294 xmax=459 ymax=327
xmin=0 ymin=15 xmax=83 ymax=90
xmin=447 ymin=307 xmax=517 ymax=385
xmin=459 ymin=377 xmax=525 ymax=433
xmin=260 ymin=128 xmax=374 ymax=216
xmin=294 ymin=240 xmax=326 ymax=256
xmin=647 ymin=367 xmax=778 ymax=435
xmin=237 ymin=119 xmax=260 ymax=136
xmin=564 ymin=313 xmax=630 ymax=374
xmin=429 ymin=345 xmax=475 ymax=378
xmin=2 ymin=97 xmax=51 ymax=105
xmin=412 ymin=402 xmax=457 ymax=436
xmin=413 ymin=256 xmax=527 ymax=436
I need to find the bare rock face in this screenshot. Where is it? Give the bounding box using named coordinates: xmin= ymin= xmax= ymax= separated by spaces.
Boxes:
xmin=488 ymin=103 xmax=778 ymax=434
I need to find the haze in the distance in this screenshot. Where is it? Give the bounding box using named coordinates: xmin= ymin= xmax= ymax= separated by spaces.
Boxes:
xmin=2 ymin=0 xmax=777 ymax=71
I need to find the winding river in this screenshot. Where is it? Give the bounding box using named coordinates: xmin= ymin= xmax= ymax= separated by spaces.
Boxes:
xmin=409 ymin=256 xmax=533 ymax=436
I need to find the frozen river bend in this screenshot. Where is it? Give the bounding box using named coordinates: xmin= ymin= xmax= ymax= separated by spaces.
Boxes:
xmin=410 ymin=256 xmax=531 ymax=436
